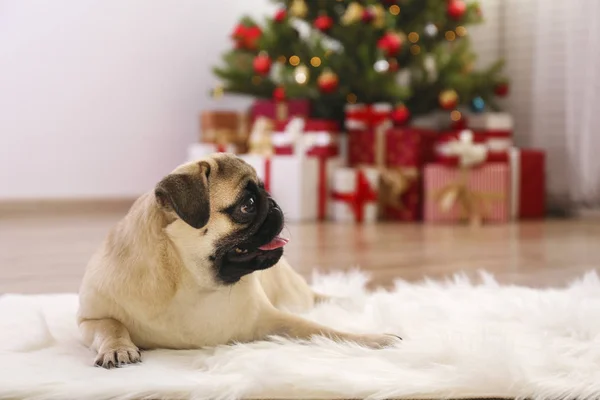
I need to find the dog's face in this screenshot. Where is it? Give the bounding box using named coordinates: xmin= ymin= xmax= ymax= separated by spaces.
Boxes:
xmin=154 ymin=154 xmax=286 ymax=286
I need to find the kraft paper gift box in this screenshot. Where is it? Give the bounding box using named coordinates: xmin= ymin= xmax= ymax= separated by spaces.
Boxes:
xmin=187 ymin=143 xmax=237 ymax=162
xmin=331 ymin=167 xmax=380 ymax=223
xmin=199 ymin=110 xmax=250 ymax=153
xmin=423 ymin=163 xmax=510 ymax=225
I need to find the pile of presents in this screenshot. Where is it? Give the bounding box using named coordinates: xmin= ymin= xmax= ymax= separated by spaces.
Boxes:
xmin=188 ymin=99 xmax=545 ymax=225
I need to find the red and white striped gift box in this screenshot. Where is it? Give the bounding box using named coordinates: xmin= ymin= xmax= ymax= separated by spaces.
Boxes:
xmin=424 ymin=163 xmax=510 ymax=224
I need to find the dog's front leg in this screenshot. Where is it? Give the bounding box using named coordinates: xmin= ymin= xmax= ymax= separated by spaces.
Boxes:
xmin=256 ymin=310 xmax=401 ymax=349
xmin=79 ymin=318 xmax=141 ymax=368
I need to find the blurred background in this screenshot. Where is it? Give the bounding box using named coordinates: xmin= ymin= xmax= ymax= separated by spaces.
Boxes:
xmin=1 ymin=0 xmax=599 ymax=294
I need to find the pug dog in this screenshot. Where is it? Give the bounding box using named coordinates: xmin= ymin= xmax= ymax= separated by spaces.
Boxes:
xmin=77 ymin=153 xmax=400 ymax=369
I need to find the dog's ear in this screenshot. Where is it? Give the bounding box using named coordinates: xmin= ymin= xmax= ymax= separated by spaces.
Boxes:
xmin=155 ymin=162 xmax=211 ymax=229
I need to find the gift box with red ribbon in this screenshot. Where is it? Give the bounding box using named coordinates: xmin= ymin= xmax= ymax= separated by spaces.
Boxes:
xmin=238 ymin=152 xmax=343 ymax=222
xmin=345 ymin=102 xmax=437 ymax=221
xmin=251 ymin=99 xmax=311 ymax=123
xmin=345 ymin=103 xmax=393 ymax=166
xmin=331 ymin=167 xmax=379 ymax=223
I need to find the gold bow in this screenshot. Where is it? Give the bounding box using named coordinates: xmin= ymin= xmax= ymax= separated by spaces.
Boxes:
xmin=248 ymin=116 xmax=274 ymax=156
xmin=378 ymin=167 xmax=419 ymax=210
xmin=434 ymin=168 xmax=504 ymax=226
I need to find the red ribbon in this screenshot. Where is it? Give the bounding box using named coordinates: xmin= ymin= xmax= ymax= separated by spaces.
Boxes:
xmin=346 ymin=105 xmax=390 ymax=130
xmin=331 ymin=170 xmax=378 ymax=223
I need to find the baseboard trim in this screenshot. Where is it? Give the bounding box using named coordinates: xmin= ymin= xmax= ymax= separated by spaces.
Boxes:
xmin=0 ymin=198 xmax=137 ymax=215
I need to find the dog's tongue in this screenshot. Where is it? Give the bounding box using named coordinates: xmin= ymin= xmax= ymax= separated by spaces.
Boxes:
xmin=258 ymin=236 xmax=289 ymax=251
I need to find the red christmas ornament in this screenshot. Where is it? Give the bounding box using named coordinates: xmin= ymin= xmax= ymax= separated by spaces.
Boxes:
xmin=377 ymin=32 xmax=403 ymax=57
xmin=231 ymin=24 xmax=262 ymax=50
xmin=274 ymin=8 xmax=287 ymax=22
xmin=391 ymin=105 xmax=410 ymax=125
xmin=253 ymin=54 xmax=272 ymax=75
xmin=317 ymin=70 xmax=339 ymax=94
xmin=361 ymin=9 xmax=374 ymax=23
xmin=494 ymin=82 xmax=509 ymax=97
xmin=314 ymin=15 xmax=334 ymax=31
xmin=273 ymin=86 xmax=286 ymax=101
xmin=447 ymin=0 xmax=467 ymax=20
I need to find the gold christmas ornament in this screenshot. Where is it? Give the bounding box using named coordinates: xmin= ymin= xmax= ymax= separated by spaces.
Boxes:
xmin=370 ymin=5 xmax=386 ymax=29
xmin=211 ymin=85 xmax=224 ymax=99
xmin=289 ymin=0 xmax=308 ymax=18
xmin=294 ymin=64 xmax=310 ymax=85
xmin=342 ymin=2 xmax=364 ymax=25
xmin=439 ymin=89 xmax=459 ymax=110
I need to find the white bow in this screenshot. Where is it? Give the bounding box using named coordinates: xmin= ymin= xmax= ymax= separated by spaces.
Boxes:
xmin=439 ymin=130 xmax=488 ymax=168
xmin=272 ymin=117 xmax=334 ymax=153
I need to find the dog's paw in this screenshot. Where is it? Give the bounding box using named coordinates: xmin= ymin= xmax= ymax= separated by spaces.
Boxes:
xmin=94 ymin=342 xmax=141 ymax=369
xmin=354 ymin=333 xmax=402 ymax=349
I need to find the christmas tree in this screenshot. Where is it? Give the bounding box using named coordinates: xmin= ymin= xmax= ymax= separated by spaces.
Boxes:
xmin=212 ymin=0 xmax=508 ymax=124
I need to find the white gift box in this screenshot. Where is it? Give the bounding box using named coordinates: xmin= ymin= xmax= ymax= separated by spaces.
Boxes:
xmin=468 ymin=112 xmax=514 ymax=131
xmin=239 ymin=154 xmax=343 ymax=222
xmin=331 ymin=167 xmax=380 ymax=223
xmin=187 ymin=143 xmax=236 ymax=162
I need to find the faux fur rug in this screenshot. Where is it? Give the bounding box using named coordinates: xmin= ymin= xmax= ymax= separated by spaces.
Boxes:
xmin=2 ymin=271 xmax=600 ymax=400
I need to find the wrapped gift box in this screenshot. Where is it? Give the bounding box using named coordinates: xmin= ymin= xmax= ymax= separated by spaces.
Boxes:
xmin=424 ymin=163 xmax=510 ymax=224
xmin=331 ymin=167 xmax=379 ymax=223
xmin=200 ymin=110 xmax=250 ymax=153
xmin=187 ymin=143 xmax=236 ymax=161
xmin=468 ymin=112 xmax=513 ymax=131
xmin=348 ymin=124 xmax=437 ymax=221
xmin=508 ymin=148 xmax=545 ymax=219
xmin=239 ymin=154 xmax=343 ymax=222
xmin=251 ymin=99 xmax=311 ymax=122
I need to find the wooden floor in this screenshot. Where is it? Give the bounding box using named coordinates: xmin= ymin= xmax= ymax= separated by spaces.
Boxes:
xmin=1 ymin=206 xmax=599 ymax=294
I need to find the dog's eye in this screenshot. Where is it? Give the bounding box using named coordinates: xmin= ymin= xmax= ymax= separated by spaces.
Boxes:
xmin=240 ymin=195 xmax=256 ymax=215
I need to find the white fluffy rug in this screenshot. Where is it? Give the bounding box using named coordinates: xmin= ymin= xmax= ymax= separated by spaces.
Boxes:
xmin=2 ymin=271 xmax=600 ymax=400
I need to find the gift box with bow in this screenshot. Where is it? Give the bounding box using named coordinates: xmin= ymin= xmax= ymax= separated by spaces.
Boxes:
xmin=239 ymin=116 xmax=343 ymax=222
xmin=199 ymin=111 xmax=250 ymax=154
xmin=331 ymin=167 xmax=380 ymax=223
xmin=251 ymin=99 xmax=311 ymax=123
xmin=435 ymin=130 xmax=545 ymax=220
xmin=424 ymin=130 xmax=510 ymax=225
xmin=345 ymin=103 xmax=437 ymax=221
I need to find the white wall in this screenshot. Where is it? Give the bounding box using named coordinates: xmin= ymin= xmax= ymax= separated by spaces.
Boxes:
xmin=0 ymin=0 xmax=273 ymax=199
